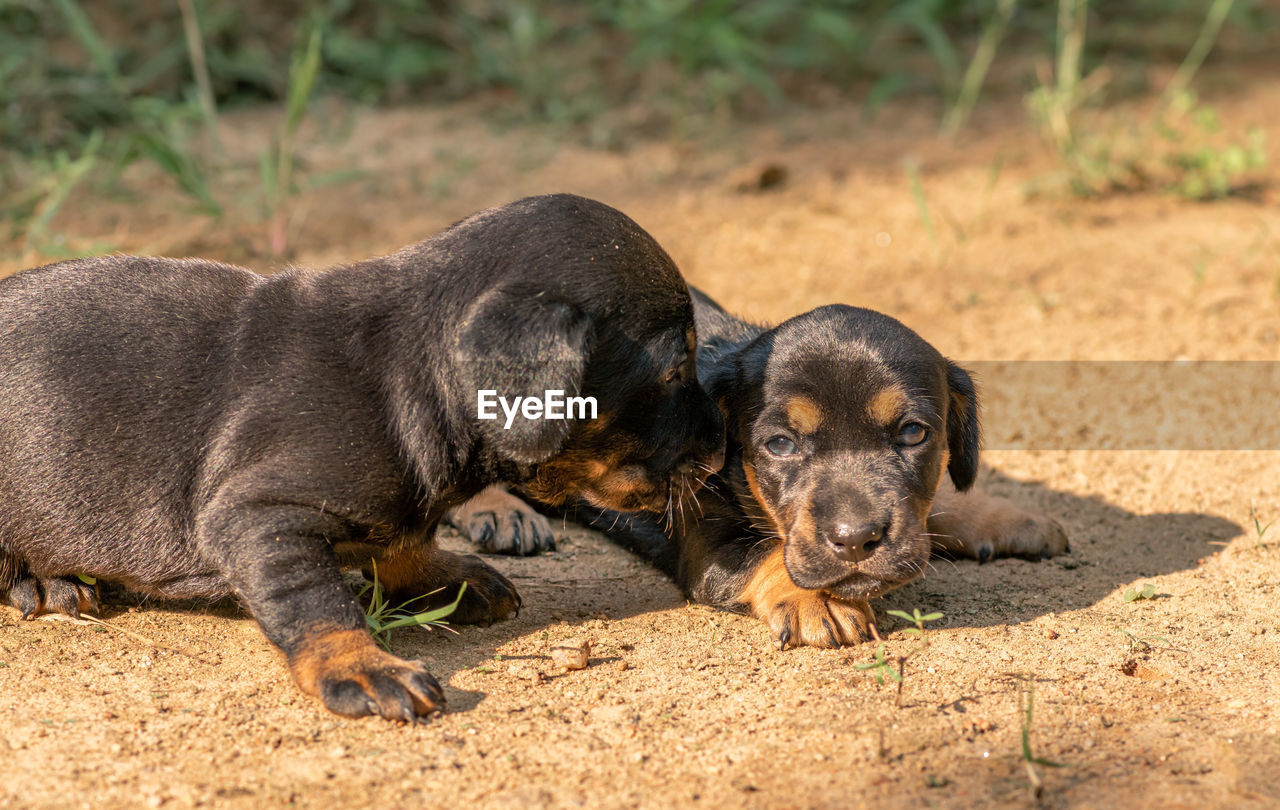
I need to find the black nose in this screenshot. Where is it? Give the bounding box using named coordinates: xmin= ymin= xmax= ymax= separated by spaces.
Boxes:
xmin=825 ymin=521 xmax=886 ymax=562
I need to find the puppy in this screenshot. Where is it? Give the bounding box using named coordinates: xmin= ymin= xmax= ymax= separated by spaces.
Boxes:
xmin=450 ymin=288 xmax=1067 ymax=648
xmin=0 ymin=194 xmax=725 ymax=719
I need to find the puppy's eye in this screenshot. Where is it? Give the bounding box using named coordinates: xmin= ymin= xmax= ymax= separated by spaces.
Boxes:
xmin=897 ymin=423 xmax=929 ymax=447
xmin=764 ymin=436 xmax=799 ymax=457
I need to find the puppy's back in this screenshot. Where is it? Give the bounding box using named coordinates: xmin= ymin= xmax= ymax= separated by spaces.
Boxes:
xmin=0 ymin=257 xmax=262 ymax=577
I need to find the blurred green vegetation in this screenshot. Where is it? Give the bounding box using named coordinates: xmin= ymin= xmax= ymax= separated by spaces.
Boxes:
xmin=3 ymin=0 xmax=1273 ymax=145
xmin=0 ymin=0 xmax=1274 ymax=247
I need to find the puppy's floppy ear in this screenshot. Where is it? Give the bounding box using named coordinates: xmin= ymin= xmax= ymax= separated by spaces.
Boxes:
xmin=454 ymin=289 xmax=593 ymax=465
xmin=699 ymin=332 xmax=772 ymax=442
xmin=945 ymin=361 xmax=980 ymax=491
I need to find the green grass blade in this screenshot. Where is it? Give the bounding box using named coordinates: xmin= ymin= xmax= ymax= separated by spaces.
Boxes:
xmin=377 ymin=582 xmax=468 ymax=632
xmin=285 ymin=22 xmax=324 ymax=139
xmin=1163 ymin=0 xmax=1237 ymax=105
xmin=943 ymin=0 xmax=1018 ymax=136
xmin=23 ymin=130 xmax=103 ymax=247
xmin=49 ymin=0 xmax=125 ymax=97
xmin=905 ymin=161 xmax=938 ymax=245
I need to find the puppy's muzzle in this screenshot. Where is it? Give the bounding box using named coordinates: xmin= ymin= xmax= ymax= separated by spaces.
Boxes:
xmin=672 ymin=445 xmax=725 ymax=489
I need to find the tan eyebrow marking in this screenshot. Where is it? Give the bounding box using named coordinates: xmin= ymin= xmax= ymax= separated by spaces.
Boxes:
xmin=785 ymin=396 xmax=823 ymax=434
xmin=867 ymin=385 xmax=907 ymax=426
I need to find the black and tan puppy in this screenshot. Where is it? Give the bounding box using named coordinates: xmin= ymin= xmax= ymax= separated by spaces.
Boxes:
xmin=451 ymin=289 xmax=1067 ymax=647
xmin=0 ymin=194 xmax=724 ymax=719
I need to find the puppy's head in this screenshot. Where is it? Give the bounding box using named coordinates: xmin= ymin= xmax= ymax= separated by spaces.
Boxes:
xmin=714 ymin=305 xmax=978 ymax=600
xmin=453 ymin=195 xmax=724 ymax=513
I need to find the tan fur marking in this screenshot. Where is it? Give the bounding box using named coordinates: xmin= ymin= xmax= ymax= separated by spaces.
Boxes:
xmin=738 ymin=545 xmax=797 ymax=615
xmin=736 ymin=546 xmax=872 ymax=648
xmin=742 ymin=459 xmax=783 ymax=536
xmin=579 ymin=411 xmax=613 ymax=436
xmin=367 ymin=541 xmax=437 ymax=594
xmin=289 ymin=629 xmax=392 ymax=697
xmin=455 ymin=484 xmax=521 ymax=516
xmin=867 ymin=385 xmax=907 ymax=426
xmin=785 ymin=397 xmax=823 ymax=434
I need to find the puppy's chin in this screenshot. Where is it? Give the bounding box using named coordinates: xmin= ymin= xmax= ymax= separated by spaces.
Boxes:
xmin=782 ymin=532 xmax=931 ymax=599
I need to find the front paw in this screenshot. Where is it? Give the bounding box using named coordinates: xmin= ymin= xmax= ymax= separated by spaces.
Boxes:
xmin=762 ymin=591 xmax=872 ymax=650
xmin=421 ymin=553 xmax=522 ymax=627
xmin=737 ymin=546 xmax=871 ymax=649
xmin=446 ymin=485 xmax=555 ymax=555
xmin=289 ymin=629 xmax=445 ymax=721
xmin=6 ymin=574 xmax=99 ymax=620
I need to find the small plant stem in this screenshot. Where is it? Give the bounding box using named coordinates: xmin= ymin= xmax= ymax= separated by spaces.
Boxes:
xmin=77 ymin=614 xmax=217 ymax=665
xmin=905 ymin=161 xmax=937 ymax=245
xmin=268 ymin=19 xmax=324 ymax=255
xmin=1021 ymin=675 xmax=1043 ymax=796
xmin=943 ymin=0 xmax=1019 ymax=137
xmin=1162 ymin=0 xmax=1237 ymax=106
xmin=177 ymin=0 xmax=222 ymax=156
xmin=895 ymin=656 xmax=906 ymax=708
xmin=1055 ymin=0 xmax=1087 ymax=103
xmin=1047 ymin=0 xmax=1088 ymax=150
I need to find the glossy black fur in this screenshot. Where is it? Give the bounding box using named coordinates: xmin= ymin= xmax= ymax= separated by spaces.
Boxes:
xmin=571 ymin=288 xmax=979 ymax=610
xmin=0 ymin=194 xmax=724 ymax=662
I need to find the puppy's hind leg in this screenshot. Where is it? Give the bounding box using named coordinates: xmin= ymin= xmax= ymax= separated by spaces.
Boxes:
xmin=4 ymin=574 xmax=100 ymax=621
xmin=928 ymin=478 xmax=1069 ymax=563
xmin=1 ymin=547 xmax=99 ymax=619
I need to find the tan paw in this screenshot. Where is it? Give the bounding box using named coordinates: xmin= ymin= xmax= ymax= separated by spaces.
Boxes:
xmin=737 ymin=546 xmax=871 ymax=649
xmin=762 ymin=591 xmax=872 ymax=650
xmin=929 ymin=485 xmax=1070 ymax=562
xmin=446 ymin=484 xmax=555 ymax=555
xmin=290 ymin=629 xmax=444 ymax=721
xmin=7 ymin=574 xmax=100 ymax=620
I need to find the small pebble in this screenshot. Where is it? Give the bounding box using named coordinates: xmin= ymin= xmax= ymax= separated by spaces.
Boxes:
xmin=551 ymin=638 xmax=591 ymax=671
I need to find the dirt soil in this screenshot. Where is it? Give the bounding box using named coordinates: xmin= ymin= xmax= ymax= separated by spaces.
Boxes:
xmin=2 ymin=72 xmax=1279 ymax=809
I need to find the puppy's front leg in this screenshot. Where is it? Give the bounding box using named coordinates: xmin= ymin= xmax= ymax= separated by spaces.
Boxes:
xmin=665 ymin=512 xmax=871 ymax=650
xmin=197 ymin=501 xmax=443 ymax=722
xmin=726 ymin=544 xmax=872 ymax=650
xmin=445 ymin=484 xmax=556 ymax=556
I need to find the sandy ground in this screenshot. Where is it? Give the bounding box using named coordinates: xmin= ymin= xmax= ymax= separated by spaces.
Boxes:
xmin=2 ymin=69 xmax=1279 ymax=809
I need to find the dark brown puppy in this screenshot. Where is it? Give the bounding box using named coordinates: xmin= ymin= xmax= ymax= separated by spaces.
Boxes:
xmin=0 ymin=194 xmax=724 ymax=719
xmin=450 ymin=288 xmax=1067 ymax=648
